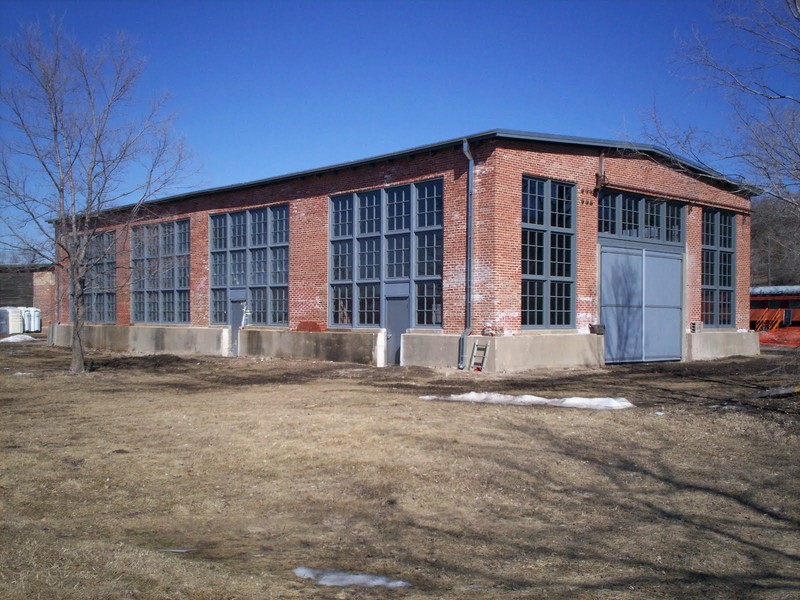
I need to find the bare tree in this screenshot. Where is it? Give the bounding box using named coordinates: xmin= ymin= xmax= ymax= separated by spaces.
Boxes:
xmin=0 ymin=20 xmax=188 ymax=372
xmin=750 ymin=195 xmax=800 ymax=285
xmin=644 ymin=0 xmax=799 ymax=212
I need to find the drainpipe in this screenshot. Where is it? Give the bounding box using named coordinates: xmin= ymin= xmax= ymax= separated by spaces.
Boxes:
xmin=458 ymin=139 xmax=475 ymax=369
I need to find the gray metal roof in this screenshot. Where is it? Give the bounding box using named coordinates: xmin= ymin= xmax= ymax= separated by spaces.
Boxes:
xmin=119 ymin=129 xmax=757 ymax=211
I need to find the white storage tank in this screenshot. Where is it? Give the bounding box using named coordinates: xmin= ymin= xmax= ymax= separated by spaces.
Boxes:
xmin=20 ymin=307 xmax=32 ymax=333
xmin=0 ymin=307 xmax=24 ymax=335
xmin=29 ymin=307 xmax=41 ymax=333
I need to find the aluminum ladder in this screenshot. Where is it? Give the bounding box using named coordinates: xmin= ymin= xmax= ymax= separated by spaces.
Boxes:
xmin=469 ymin=341 xmax=489 ymax=372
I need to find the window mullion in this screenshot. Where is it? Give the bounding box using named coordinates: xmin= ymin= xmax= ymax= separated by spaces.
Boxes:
xmin=543 ymin=182 xmax=553 ymax=327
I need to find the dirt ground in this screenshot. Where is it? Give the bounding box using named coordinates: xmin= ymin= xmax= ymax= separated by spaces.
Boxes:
xmin=1 ymin=340 xmax=798 ymax=599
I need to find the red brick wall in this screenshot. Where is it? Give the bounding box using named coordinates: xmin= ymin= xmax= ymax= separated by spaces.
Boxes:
xmin=32 ymin=271 xmax=56 ymax=329
xmin=483 ymin=140 xmax=601 ymax=332
xmin=53 ymin=247 xmax=69 ymax=325
xmin=736 ymin=213 xmax=751 ymax=330
xmin=685 ymin=205 xmax=703 ymax=326
xmin=474 ymin=139 xmax=751 ymax=333
xmin=54 ymin=138 xmax=751 ymax=337
xmin=82 ymin=145 xmax=470 ymax=331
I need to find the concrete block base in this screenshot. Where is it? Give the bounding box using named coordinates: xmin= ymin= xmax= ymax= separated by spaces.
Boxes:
xmin=684 ymin=330 xmax=760 ymax=361
xmin=49 ymin=324 xmax=384 ymax=366
xmin=50 ymin=324 xmax=225 ymax=356
xmin=239 ymin=328 xmax=382 ymax=365
xmin=403 ymin=331 xmax=605 ymax=372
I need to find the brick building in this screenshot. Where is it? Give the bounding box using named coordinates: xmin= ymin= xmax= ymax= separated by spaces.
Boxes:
xmin=0 ymin=264 xmax=56 ymax=330
xmin=51 ymin=130 xmax=759 ymax=370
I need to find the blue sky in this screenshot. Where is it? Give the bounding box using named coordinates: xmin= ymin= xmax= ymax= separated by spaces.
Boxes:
xmin=1 ymin=0 xmax=734 ymax=192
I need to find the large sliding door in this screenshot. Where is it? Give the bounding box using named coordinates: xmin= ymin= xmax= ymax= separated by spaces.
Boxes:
xmin=601 ymin=245 xmax=682 ymax=363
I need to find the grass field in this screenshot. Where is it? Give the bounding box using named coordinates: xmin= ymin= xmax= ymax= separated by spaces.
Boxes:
xmin=1 ymin=341 xmax=798 ymax=599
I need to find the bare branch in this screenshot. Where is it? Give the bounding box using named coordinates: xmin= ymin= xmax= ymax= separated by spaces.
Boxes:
xmin=645 ymin=0 xmax=799 ymax=216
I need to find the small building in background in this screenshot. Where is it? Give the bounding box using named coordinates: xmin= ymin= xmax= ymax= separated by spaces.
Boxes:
xmin=49 ymin=130 xmax=760 ymax=370
xmin=750 ymin=285 xmax=800 ymax=347
xmin=0 ymin=263 xmax=55 ymax=331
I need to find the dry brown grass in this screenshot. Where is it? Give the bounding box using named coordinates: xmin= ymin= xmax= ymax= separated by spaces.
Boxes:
xmin=1 ymin=342 xmax=798 ymax=599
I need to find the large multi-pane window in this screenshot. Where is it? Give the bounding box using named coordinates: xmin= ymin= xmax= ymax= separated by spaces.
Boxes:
xmin=330 ymin=179 xmax=443 ymax=328
xmin=84 ymin=230 xmax=117 ymax=323
xmin=599 ymin=191 xmax=684 ymax=244
xmin=521 ymin=177 xmax=575 ymax=327
xmin=209 ymin=205 xmax=289 ymax=325
xmin=131 ymin=219 xmax=190 ymax=323
xmin=701 ymin=209 xmax=735 ymax=327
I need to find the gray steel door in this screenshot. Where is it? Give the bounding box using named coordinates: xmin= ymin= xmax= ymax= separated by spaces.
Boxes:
xmin=644 ymin=250 xmax=682 ymax=360
xmin=601 ymin=246 xmax=682 ymax=363
xmin=229 ymin=300 xmax=245 ymax=357
xmin=386 ymin=297 xmax=409 ymax=365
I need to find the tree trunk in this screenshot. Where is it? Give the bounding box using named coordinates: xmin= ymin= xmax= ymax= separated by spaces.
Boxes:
xmin=69 ymin=261 xmax=86 ymax=374
xmin=70 ymin=322 xmax=84 ymax=373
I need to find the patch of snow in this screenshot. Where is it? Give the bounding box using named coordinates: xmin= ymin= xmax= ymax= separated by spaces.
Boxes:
xmin=13 ymin=372 xmax=33 ymax=376
xmin=294 ymin=567 xmax=411 ymax=588
xmin=0 ymin=334 xmax=36 ymax=343
xmin=750 ymin=285 xmax=800 ymax=296
xmin=420 ymin=391 xmax=633 ymax=410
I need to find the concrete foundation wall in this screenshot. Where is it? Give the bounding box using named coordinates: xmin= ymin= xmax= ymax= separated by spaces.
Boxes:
xmin=239 ymin=328 xmax=380 ymax=365
xmin=401 ymin=333 xmax=460 ymax=369
xmin=48 ymin=324 xmax=758 ymax=371
xmin=403 ymin=332 xmax=605 ymax=372
xmin=492 ymin=333 xmax=605 ymax=371
xmin=50 ymin=324 xmax=225 ymax=356
xmin=684 ymin=330 xmax=760 ymax=362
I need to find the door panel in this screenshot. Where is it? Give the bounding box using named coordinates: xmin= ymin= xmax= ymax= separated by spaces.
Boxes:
xmin=644 ymin=307 xmax=682 ymax=359
xmin=229 ymin=300 xmax=245 ymax=357
xmin=645 ymin=251 xmax=682 ymax=305
xmin=386 ymin=297 xmax=409 ymax=365
xmin=601 ymin=248 xmax=642 ymax=308
xmin=602 ymin=305 xmax=643 ymax=363
xmin=601 ymin=248 xmax=643 ymax=363
xmin=644 ymin=252 xmax=683 ymax=360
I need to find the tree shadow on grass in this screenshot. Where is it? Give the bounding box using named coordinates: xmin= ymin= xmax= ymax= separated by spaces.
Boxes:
xmin=378 ymin=421 xmax=800 ymax=597
xmin=281 ymin=414 xmax=800 ymax=597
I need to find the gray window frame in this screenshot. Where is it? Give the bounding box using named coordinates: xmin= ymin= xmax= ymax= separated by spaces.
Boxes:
xmin=131 ymin=219 xmax=190 ymax=324
xmin=598 ymin=190 xmax=685 ymax=246
xmin=328 ymin=178 xmax=443 ymax=329
xmin=84 ymin=230 xmax=117 ymax=323
xmin=521 ymin=177 xmax=576 ymax=329
xmin=701 ymin=208 xmax=736 ymax=327
xmin=209 ymin=205 xmax=290 ymax=326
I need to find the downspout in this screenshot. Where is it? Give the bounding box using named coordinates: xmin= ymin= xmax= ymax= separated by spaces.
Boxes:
xmin=457 ymin=139 xmax=475 ymax=369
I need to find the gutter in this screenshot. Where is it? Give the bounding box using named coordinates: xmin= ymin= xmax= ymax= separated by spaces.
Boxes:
xmin=458 ymin=139 xmax=475 ymax=369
